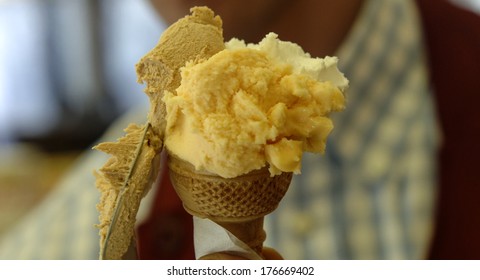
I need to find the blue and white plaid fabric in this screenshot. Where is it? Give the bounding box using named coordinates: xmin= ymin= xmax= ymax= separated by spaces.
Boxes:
xmin=265 ymin=0 xmax=438 ymax=259
xmin=0 ymin=108 xmax=148 ymax=259
xmin=0 ymin=0 xmax=438 ymax=259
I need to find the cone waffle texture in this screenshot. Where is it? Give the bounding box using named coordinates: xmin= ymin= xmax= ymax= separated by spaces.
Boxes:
xmin=168 ymin=156 xmax=292 ymax=222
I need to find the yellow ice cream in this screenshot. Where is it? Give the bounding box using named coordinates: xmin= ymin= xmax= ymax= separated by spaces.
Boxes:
xmin=163 ymin=33 xmax=348 ymax=178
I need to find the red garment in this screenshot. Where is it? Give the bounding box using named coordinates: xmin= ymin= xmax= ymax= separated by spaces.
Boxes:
xmin=136 ymin=163 xmax=195 ymax=259
xmin=416 ymin=0 xmax=480 ymax=259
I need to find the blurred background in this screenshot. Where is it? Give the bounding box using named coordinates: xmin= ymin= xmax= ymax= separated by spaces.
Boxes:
xmin=0 ymin=0 xmax=479 ymax=251
xmin=0 ymin=0 xmax=165 ymax=237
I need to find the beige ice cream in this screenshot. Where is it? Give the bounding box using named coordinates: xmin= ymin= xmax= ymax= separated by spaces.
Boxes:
xmin=94 ymin=6 xmax=224 ymax=260
xmin=163 ymin=33 xmax=348 ymax=178
xmin=136 ymin=6 xmax=225 ymax=136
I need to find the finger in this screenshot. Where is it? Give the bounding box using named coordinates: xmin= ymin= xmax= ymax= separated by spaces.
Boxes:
xmin=199 ymin=252 xmax=249 ymax=260
xmin=262 ymin=247 xmax=283 ymax=260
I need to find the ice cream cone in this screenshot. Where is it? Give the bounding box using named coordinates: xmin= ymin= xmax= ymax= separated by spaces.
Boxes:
xmin=168 ymin=155 xmax=292 ymax=258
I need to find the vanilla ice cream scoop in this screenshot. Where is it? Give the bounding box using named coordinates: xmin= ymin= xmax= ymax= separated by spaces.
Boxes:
xmin=163 ymin=33 xmax=348 ymax=178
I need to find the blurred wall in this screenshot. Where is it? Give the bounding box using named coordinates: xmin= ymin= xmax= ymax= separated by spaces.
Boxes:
xmin=0 ymin=0 xmax=165 ymax=151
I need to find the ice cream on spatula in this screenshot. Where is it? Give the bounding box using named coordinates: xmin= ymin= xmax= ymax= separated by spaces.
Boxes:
xmin=94 ymin=6 xmax=348 ymax=260
xmin=94 ymin=7 xmax=224 ymax=260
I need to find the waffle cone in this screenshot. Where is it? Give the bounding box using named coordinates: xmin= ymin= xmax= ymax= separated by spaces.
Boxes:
xmin=168 ymin=155 xmax=292 ymax=222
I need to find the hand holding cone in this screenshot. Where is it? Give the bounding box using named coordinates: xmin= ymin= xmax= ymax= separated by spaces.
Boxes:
xmin=168 ymin=155 xmax=292 ymax=259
